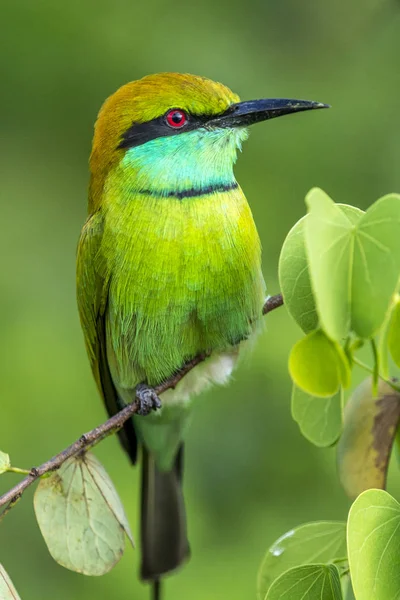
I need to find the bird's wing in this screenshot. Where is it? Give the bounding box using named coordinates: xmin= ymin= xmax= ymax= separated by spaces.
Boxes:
xmin=76 ymin=212 xmax=138 ymax=462
xmin=76 ymin=212 xmax=107 ymax=389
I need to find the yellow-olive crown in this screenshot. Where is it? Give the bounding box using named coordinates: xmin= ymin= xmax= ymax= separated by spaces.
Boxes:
xmin=89 ymin=73 xmax=240 ymax=205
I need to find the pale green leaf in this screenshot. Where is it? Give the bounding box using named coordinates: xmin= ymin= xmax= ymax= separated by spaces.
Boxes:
xmin=278 ymin=204 xmax=363 ymax=335
xmin=257 ymin=522 xmax=346 ymax=600
xmin=0 ymin=451 xmax=10 ymax=475
xmin=82 ymin=453 xmax=134 ymax=547
xmin=291 ymin=386 xmax=343 ymax=447
xmin=352 ymin=194 xmax=400 ymax=338
xmin=305 ymin=189 xmax=400 ymax=341
xmin=337 ymin=378 xmax=400 ymax=499
xmin=265 ymin=564 xmax=343 ymax=600
xmin=0 ymin=564 xmax=21 ymax=599
xmin=305 ymin=188 xmax=356 ymax=341
xmin=289 ymin=329 xmax=350 ymax=397
xmin=347 ymin=489 xmax=400 ymax=600
xmin=278 ymin=217 xmax=318 ymax=334
xmin=34 ymin=452 xmax=134 ymax=576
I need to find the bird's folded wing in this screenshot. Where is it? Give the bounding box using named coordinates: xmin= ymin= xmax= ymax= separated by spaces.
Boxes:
xmin=76 ymin=213 xmax=138 ymax=462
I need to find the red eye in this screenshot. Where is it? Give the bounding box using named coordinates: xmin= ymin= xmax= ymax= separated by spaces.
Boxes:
xmin=166 ymin=109 xmax=188 ymax=128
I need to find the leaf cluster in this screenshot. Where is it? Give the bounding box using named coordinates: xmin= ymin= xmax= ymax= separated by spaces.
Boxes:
xmin=257 ymin=488 xmax=400 ymax=600
xmin=279 ymin=189 xmax=400 ymax=496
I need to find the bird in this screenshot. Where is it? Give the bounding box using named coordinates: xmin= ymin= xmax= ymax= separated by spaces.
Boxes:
xmin=76 ymin=72 xmax=327 ymax=600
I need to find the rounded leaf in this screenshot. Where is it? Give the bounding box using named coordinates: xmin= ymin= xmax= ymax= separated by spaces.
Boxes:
xmin=291 ymin=385 xmax=343 ymax=447
xmin=257 ymin=521 xmax=346 ymax=599
xmin=279 ymin=204 xmax=363 ymax=335
xmin=305 ymin=189 xmax=400 ymax=341
xmin=265 ymin=564 xmax=343 ymax=600
xmin=337 ymin=378 xmax=400 ymax=499
xmin=34 ymin=452 xmax=134 ymax=576
xmin=305 ymin=188 xmax=359 ymax=341
xmin=278 ymin=217 xmax=318 ymax=334
xmin=352 ymin=194 xmax=400 ymax=338
xmin=289 ymin=329 xmax=350 ymax=397
xmin=347 ymin=489 xmax=400 ymax=600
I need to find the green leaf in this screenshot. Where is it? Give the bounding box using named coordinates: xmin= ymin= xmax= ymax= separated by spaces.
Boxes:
xmin=291 ymin=385 xmax=343 ymax=447
xmin=337 ymin=377 xmax=400 ymax=499
xmin=278 ymin=204 xmax=363 ymax=335
xmin=289 ymin=329 xmax=350 ymax=397
xmin=305 ymin=189 xmax=359 ymax=341
xmin=0 ymin=451 xmax=10 ymax=475
xmin=305 ymin=189 xmax=400 ymax=341
xmin=265 ymin=564 xmax=343 ymax=600
xmin=347 ymin=489 xmax=400 ymax=600
xmin=278 ymin=217 xmax=318 ymax=334
xmin=0 ymin=564 xmax=22 ymax=599
xmin=352 ymin=194 xmax=400 ymax=338
xmin=34 ymin=452 xmax=134 ymax=576
xmin=257 ymin=521 xmax=347 ymax=600
xmin=388 ymin=297 xmax=400 ymax=367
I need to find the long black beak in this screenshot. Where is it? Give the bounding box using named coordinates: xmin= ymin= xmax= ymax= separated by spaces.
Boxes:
xmin=208 ymin=98 xmax=329 ymax=128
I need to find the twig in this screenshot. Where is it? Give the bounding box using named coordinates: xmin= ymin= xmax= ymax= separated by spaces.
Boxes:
xmin=0 ymin=293 xmax=283 ymax=516
xmin=263 ymin=293 xmax=283 ymax=315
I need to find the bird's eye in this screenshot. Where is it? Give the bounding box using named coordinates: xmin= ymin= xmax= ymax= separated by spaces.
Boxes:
xmin=165 ymin=109 xmax=188 ymax=129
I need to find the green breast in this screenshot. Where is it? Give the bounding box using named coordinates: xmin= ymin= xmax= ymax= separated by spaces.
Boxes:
xmin=101 ymin=186 xmax=265 ymax=390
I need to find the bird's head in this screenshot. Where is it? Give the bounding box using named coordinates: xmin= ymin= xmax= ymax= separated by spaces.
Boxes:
xmin=89 ymin=73 xmax=327 ymax=208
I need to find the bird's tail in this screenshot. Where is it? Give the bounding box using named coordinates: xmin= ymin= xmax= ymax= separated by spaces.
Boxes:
xmin=141 ymin=444 xmax=190 ymax=599
xmin=152 ymin=579 xmax=161 ymax=600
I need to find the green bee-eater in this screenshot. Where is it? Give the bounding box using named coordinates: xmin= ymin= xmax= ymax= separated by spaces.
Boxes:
xmin=76 ymin=73 xmax=326 ymax=598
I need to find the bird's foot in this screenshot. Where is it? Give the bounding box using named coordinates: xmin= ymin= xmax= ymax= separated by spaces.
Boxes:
xmin=135 ymin=384 xmax=162 ymax=416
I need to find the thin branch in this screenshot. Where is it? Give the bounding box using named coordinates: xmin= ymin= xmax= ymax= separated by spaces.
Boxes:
xmin=0 ymin=293 xmax=283 ymax=516
xmin=263 ymin=293 xmax=283 ymax=314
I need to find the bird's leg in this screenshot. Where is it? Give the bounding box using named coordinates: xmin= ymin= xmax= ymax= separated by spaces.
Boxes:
xmin=135 ymin=383 xmax=162 ymax=416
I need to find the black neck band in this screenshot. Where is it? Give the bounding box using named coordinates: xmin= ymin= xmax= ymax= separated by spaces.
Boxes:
xmin=137 ymin=181 xmax=238 ymax=200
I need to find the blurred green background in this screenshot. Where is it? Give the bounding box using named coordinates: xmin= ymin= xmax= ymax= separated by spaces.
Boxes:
xmin=1 ymin=0 xmax=400 ymax=598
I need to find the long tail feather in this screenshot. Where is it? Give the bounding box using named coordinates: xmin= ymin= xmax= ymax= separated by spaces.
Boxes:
xmin=153 ymin=579 xmax=161 ymax=600
xmin=141 ymin=445 xmax=190 ymax=585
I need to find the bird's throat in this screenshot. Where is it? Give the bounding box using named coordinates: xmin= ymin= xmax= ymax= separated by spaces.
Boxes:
xmin=115 ymin=127 xmax=247 ymax=199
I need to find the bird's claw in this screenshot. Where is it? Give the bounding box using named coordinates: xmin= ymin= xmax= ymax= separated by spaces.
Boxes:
xmin=135 ymin=384 xmax=162 ymax=416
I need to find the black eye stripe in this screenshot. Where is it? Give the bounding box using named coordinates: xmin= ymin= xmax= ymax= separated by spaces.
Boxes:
xmin=118 ymin=111 xmax=215 ymax=150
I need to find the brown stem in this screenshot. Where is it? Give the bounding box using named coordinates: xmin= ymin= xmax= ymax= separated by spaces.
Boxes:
xmin=0 ymin=293 xmax=283 ymax=516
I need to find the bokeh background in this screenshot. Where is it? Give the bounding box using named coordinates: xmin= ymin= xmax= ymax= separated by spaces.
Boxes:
xmin=1 ymin=1 xmax=400 ymax=598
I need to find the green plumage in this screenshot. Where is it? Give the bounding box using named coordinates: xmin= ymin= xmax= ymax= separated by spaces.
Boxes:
xmin=78 ymin=182 xmax=265 ymax=468
xmin=77 ymin=105 xmax=265 ymax=471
